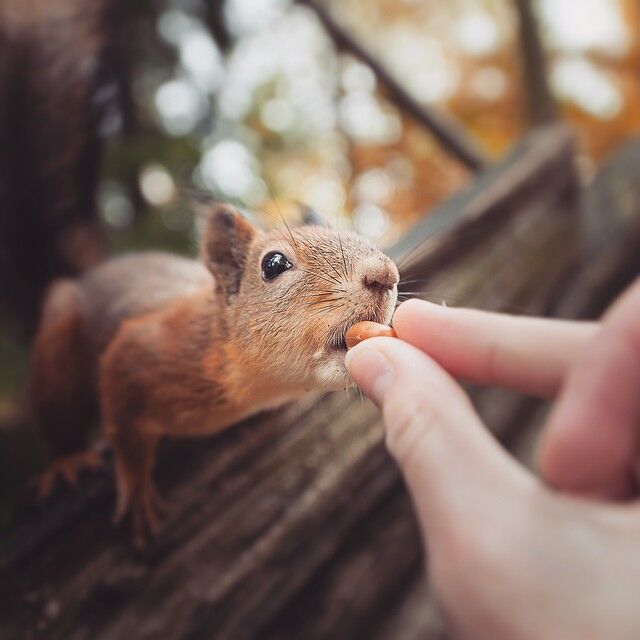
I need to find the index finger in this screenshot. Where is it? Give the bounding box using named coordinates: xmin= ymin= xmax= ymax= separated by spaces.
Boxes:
xmin=392 ymin=299 xmax=598 ymax=398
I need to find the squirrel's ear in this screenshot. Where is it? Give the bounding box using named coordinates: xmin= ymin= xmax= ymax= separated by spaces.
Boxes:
xmin=295 ymin=202 xmax=331 ymax=228
xmin=195 ymin=199 xmax=257 ymax=298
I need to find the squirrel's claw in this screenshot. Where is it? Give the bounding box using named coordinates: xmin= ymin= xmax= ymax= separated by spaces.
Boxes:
xmin=131 ymin=491 xmax=161 ymax=549
xmin=112 ymin=462 xmax=165 ymax=548
xmin=34 ymin=450 xmax=104 ymax=500
xmin=112 ymin=459 xmax=131 ymax=526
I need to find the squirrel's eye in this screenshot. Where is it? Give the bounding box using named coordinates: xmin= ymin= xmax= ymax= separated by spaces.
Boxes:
xmin=261 ymin=252 xmax=293 ymax=281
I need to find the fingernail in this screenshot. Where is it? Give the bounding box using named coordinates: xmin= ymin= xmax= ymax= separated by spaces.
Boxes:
xmin=345 ymin=346 xmax=393 ymax=406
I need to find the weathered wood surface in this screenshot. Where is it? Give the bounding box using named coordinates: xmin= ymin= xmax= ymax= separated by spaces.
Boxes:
xmin=393 ymin=123 xmax=577 ymax=281
xmin=554 ymin=140 xmax=640 ymax=319
xmin=1 ymin=125 xmax=626 ymax=640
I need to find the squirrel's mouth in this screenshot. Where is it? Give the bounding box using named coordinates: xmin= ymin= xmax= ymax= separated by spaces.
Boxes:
xmin=327 ymin=312 xmax=382 ymax=353
xmin=326 ymin=333 xmax=349 ymax=353
xmin=326 ymin=291 xmax=397 ymax=355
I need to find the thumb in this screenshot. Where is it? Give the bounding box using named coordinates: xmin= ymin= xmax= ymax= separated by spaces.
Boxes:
xmin=345 ymin=338 xmax=535 ymax=543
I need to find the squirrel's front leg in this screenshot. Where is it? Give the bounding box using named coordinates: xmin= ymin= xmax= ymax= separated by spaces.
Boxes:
xmin=106 ymin=420 xmax=162 ymax=548
xmin=100 ymin=325 xmax=166 ymax=548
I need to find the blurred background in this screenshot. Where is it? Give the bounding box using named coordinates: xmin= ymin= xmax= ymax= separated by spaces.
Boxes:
xmin=100 ymin=0 xmax=639 ymax=243
xmin=1 ymin=0 xmax=640 ymax=521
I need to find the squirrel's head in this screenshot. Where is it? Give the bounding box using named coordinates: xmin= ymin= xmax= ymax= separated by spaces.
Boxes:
xmin=198 ymin=201 xmax=398 ymax=391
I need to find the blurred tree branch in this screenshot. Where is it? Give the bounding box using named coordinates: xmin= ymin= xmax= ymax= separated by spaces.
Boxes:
xmin=513 ymin=0 xmax=558 ymax=126
xmin=203 ymin=0 xmax=232 ymax=52
xmin=296 ymin=0 xmax=488 ymax=172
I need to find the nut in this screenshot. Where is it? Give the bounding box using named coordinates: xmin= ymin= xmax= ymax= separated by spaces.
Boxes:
xmin=345 ymin=321 xmax=397 ymax=349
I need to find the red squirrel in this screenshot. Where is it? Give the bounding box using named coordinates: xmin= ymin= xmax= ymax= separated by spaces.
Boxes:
xmin=28 ymin=200 xmax=399 ymax=546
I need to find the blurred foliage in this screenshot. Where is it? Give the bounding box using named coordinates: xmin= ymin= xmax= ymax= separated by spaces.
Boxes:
xmin=98 ymin=0 xmax=640 ymax=260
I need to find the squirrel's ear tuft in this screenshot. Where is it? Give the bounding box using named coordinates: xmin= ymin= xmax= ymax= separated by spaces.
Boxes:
xmin=195 ymin=200 xmax=257 ymax=299
xmin=295 ymin=202 xmax=331 ymax=228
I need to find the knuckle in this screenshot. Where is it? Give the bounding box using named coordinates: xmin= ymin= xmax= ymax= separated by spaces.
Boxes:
xmin=482 ymin=338 xmax=502 ymax=387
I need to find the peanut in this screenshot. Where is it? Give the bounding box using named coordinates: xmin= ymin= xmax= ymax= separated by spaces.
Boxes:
xmin=345 ymin=321 xmax=397 ymax=349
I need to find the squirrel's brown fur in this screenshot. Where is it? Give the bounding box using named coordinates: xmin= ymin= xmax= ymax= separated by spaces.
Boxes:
xmin=29 ymin=201 xmax=399 ymax=546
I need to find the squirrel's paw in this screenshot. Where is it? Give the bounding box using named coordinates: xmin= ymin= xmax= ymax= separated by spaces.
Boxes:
xmin=35 ymin=450 xmax=105 ymax=499
xmin=112 ymin=472 xmax=167 ymax=549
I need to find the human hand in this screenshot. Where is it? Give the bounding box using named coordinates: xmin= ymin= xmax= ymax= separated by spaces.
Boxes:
xmin=345 ymin=278 xmax=640 ymax=640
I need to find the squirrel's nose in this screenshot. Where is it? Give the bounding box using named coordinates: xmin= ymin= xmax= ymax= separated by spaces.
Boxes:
xmin=361 ymin=258 xmax=399 ymax=292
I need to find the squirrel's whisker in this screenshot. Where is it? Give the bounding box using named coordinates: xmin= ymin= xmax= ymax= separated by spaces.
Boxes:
xmin=397 ymin=291 xmax=459 ymax=299
xmin=309 ymin=301 xmax=349 ymax=314
xmin=296 ymin=268 xmax=342 ymax=287
xmin=335 ymin=212 xmax=350 ymax=281
xmin=297 ymin=254 xmax=343 ymax=285
xmin=308 ymin=245 xmax=345 ymax=283
xmin=306 ymin=298 xmax=345 ymax=308
xmin=270 ymin=196 xmax=300 ymax=253
xmin=298 ymin=293 xmax=345 ymax=300
xmin=338 ymin=235 xmax=349 ymax=281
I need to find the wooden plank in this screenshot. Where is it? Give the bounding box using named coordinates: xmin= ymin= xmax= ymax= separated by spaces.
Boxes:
xmin=262 ymin=490 xmax=422 ymax=640
xmin=553 ymin=140 xmax=640 ymax=319
xmin=392 ymin=124 xmax=577 ymax=280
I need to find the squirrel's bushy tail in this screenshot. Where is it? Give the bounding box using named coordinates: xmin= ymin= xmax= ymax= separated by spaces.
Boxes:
xmin=27 ymin=280 xmax=97 ymax=456
xmin=0 ymin=0 xmax=114 ymax=335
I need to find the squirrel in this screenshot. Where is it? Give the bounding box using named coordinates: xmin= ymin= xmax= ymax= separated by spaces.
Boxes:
xmin=28 ymin=200 xmax=399 ymax=546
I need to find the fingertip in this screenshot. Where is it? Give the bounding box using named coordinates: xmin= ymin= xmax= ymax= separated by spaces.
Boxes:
xmin=535 ymin=416 xmax=596 ymax=493
xmin=393 ymin=297 xmax=424 ymax=319
xmin=350 ymin=337 xmax=474 ymax=427
xmin=347 ymin=336 xmax=427 ymax=369
xmin=345 ymin=338 xmax=400 ymax=406
xmin=393 ymin=298 xmax=439 ymax=329
xmin=536 ymin=425 xmax=633 ymax=499
xmin=344 ymin=336 xmax=398 ymax=370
